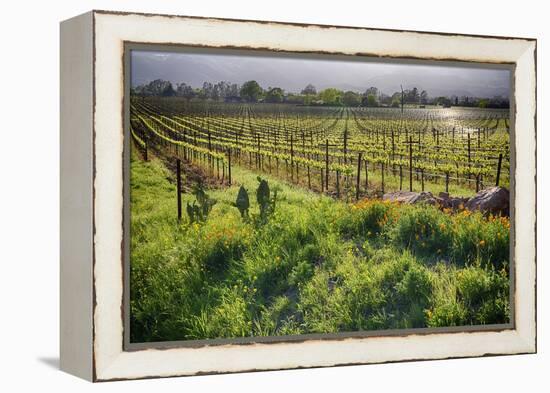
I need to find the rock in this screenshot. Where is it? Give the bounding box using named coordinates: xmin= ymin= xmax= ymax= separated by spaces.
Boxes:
xmin=382 ymin=188 xmax=509 ymax=216
xmin=438 ymin=191 xmax=469 ymax=210
xmin=465 ymin=186 xmax=509 ymax=216
xmin=383 ymin=191 xmax=439 ymax=205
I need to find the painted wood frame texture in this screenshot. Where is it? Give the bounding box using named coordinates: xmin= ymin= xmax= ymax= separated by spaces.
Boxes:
xmin=60 ymin=10 xmax=537 ymax=382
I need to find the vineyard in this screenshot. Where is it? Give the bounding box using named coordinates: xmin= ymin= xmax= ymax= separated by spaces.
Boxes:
xmin=129 ymin=97 xmax=511 ymax=343
xmin=130 ymin=97 xmax=510 ymax=199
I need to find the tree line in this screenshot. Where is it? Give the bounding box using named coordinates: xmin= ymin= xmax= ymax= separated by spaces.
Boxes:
xmin=131 ymin=79 xmax=509 ymax=109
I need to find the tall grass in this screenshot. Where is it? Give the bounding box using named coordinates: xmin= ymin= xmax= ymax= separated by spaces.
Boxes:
xmin=129 ymin=151 xmax=510 ymax=343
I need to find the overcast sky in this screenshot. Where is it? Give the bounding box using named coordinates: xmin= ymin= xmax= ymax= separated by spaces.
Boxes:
xmin=131 ymin=50 xmax=510 ymax=98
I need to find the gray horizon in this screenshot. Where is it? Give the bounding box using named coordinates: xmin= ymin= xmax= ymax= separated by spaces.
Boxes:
xmin=131 ymin=50 xmax=510 ymax=98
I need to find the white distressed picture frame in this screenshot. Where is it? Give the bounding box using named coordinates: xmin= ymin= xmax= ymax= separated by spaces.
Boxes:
xmin=60 ymin=10 xmax=536 ymax=382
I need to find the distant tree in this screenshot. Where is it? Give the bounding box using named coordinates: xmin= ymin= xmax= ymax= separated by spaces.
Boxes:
xmin=362 ymin=87 xmax=379 ymax=106
xmin=319 ymin=88 xmax=343 ymax=106
xmin=478 ymin=99 xmax=489 ymax=108
xmin=205 ymin=81 xmax=239 ymax=101
xmin=379 ymin=93 xmax=392 ymax=105
xmin=365 ymin=94 xmax=379 ymax=107
xmin=228 ymin=83 xmax=240 ymax=97
xmin=301 ymin=84 xmax=317 ymax=95
xmin=435 ymin=96 xmax=452 ymax=107
xmin=342 ymin=91 xmax=361 ymax=106
xmin=407 ymin=87 xmax=419 ymax=104
xmin=240 ymin=80 xmax=263 ymax=102
xmin=176 ymin=83 xmax=196 ymax=100
xmin=200 ymin=82 xmax=214 ymax=99
xmin=265 ymin=87 xmax=284 ymax=103
xmin=486 ymin=96 xmax=509 ymax=109
xmin=391 ymin=92 xmax=402 ymax=108
xmin=420 ymin=90 xmax=429 ymax=104
xmin=135 ymin=79 xmax=176 ymax=96
xmin=364 ymin=87 xmax=379 ymax=98
xmin=285 ymin=94 xmax=305 ymax=105
xmin=161 ymin=83 xmax=175 ymax=96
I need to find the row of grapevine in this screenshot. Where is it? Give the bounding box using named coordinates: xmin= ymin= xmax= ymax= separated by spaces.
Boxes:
xmin=130 ymin=97 xmax=510 ymax=199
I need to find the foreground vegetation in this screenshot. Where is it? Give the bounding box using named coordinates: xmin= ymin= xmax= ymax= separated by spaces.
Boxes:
xmin=129 ymin=150 xmax=510 ymax=343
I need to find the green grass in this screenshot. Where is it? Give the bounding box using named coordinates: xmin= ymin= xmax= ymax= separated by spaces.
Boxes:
xmin=129 ymin=149 xmax=510 ymax=343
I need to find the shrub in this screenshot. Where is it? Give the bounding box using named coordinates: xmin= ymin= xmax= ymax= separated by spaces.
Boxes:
xmin=204 ymin=289 xmax=251 ymax=338
xmin=298 ymin=270 xmax=352 ymax=333
xmin=451 ymin=211 xmax=509 ymax=269
xmin=426 ymin=302 xmax=468 ymax=327
xmin=288 ymin=260 xmax=315 ymax=287
xmin=393 ymin=205 xmax=453 ymax=257
xmin=299 ymin=243 xmax=321 ymax=265
xmin=456 ymin=266 xmax=510 ymax=324
xmin=395 ymin=265 xmax=433 ymax=309
xmin=339 ymin=199 xmax=397 ymax=239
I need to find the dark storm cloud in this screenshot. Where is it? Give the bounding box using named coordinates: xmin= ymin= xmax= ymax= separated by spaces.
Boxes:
xmin=131 ymin=50 xmax=510 ymax=98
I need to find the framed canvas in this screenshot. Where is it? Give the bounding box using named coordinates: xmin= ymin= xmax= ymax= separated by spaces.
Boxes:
xmin=60 ymin=10 xmax=537 ymax=382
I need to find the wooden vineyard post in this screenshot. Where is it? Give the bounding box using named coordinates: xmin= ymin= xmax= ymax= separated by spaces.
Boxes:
xmin=194 ymin=131 xmax=198 ymax=161
xmin=356 ymin=152 xmax=362 ymax=201
xmin=399 ymin=166 xmax=403 ymax=190
xmin=182 ymin=131 xmax=187 ymax=161
xmin=467 ymin=133 xmax=471 ymax=180
xmin=364 ymin=159 xmax=368 ymax=190
xmin=381 ymin=162 xmax=385 ymax=194
xmin=403 ymin=136 xmax=419 ymax=191
xmin=336 ymin=171 xmax=340 ymax=198
xmin=208 ymin=130 xmax=212 ymax=175
xmin=227 ymin=148 xmax=232 ymax=185
xmin=325 ymin=139 xmax=329 ymax=191
xmin=176 ymin=158 xmax=182 ymax=221
xmin=257 ymin=134 xmax=261 ymax=171
xmin=343 ymin=122 xmax=348 ymax=165
xmin=391 ymin=130 xmax=395 ymax=161
xmin=321 ymin=168 xmax=324 ymax=192
xmin=495 ymin=153 xmax=503 ymax=186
